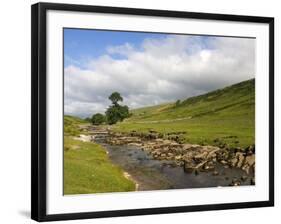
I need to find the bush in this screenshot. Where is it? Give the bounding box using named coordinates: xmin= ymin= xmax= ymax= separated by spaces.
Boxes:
xmin=84 ymin=117 xmax=92 ymax=123
xmin=91 ymin=113 xmax=105 ymax=125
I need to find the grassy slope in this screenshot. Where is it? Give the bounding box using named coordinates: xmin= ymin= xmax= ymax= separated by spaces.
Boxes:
xmin=64 ymin=137 xmax=135 ymax=194
xmin=64 ymin=115 xmax=87 ymax=136
xmin=114 ymin=79 xmax=255 ymax=148
xmin=64 ymin=115 xmax=135 ymax=194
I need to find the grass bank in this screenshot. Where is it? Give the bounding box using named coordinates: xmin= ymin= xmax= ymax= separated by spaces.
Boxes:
xmin=64 ymin=137 xmax=135 ymax=194
xmin=113 ymin=79 xmax=255 ymax=148
xmin=63 ymin=116 xmax=135 ymax=195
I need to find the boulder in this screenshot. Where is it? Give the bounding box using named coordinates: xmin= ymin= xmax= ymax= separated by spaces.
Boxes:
xmin=175 ymin=155 xmax=182 ymax=160
xmin=193 ymin=151 xmax=208 ymax=162
xmin=230 ymin=157 xmax=238 ymax=167
xmin=182 ymin=144 xmax=193 ymax=150
xmin=155 ymin=138 xmax=164 ymax=143
xmin=206 ymin=148 xmax=221 ymax=159
xmin=195 ymin=160 xmax=208 ymax=170
xmin=244 ymin=154 xmax=255 ymax=166
xmin=220 ymin=160 xmax=228 ymax=165
xmin=162 ymin=139 xmax=172 ymax=145
xmin=236 ymin=152 xmax=245 ymax=168
xmin=242 ymin=154 xmax=255 ymax=174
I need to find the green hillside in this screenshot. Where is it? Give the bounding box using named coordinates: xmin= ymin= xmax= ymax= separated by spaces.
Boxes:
xmin=113 ymin=79 xmax=255 ymax=148
xmin=64 ymin=115 xmax=88 ymax=136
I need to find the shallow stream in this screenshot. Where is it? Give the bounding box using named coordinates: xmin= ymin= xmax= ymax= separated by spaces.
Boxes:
xmin=95 ymin=136 xmax=254 ymax=191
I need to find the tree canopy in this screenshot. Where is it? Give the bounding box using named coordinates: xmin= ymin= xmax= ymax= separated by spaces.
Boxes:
xmin=106 ymin=104 xmax=129 ymax=125
xmin=108 ymin=92 xmax=123 ymax=105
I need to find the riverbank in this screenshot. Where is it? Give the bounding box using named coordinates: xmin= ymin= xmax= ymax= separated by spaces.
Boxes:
xmin=63 ymin=136 xmax=135 ymax=195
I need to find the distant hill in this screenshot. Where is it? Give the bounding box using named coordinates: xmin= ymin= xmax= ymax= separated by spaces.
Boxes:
xmin=114 ymin=79 xmax=255 ymax=148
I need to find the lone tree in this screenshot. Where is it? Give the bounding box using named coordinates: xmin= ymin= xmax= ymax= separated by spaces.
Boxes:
xmin=108 ymin=92 xmax=123 ymax=105
xmin=106 ymin=92 xmax=129 ymax=125
xmin=91 ymin=113 xmax=105 ymax=125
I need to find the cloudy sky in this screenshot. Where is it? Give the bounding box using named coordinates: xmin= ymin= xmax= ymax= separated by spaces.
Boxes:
xmin=64 ymin=29 xmax=255 ymax=118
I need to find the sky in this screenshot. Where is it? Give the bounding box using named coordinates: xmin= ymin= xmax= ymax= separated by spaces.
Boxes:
xmin=64 ymin=28 xmax=255 ymax=118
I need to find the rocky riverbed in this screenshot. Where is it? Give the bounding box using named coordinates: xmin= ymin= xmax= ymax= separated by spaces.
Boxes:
xmin=105 ymin=130 xmax=255 ymax=187
xmin=78 ymin=124 xmax=255 ymax=188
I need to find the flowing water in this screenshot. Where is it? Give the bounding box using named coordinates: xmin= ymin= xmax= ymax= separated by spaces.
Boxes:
xmin=95 ymin=136 xmax=254 ymax=191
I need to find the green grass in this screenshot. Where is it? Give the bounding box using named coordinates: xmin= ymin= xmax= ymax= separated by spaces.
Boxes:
xmin=64 ymin=137 xmax=135 ymax=194
xmin=113 ymin=79 xmax=255 ymax=148
xmin=64 ymin=115 xmax=88 ymax=136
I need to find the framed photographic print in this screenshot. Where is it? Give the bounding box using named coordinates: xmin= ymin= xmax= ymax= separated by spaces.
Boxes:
xmin=31 ymin=2 xmax=274 ymax=222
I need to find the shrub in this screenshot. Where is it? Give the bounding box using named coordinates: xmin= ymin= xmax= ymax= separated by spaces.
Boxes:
xmin=91 ymin=113 xmax=106 ymax=125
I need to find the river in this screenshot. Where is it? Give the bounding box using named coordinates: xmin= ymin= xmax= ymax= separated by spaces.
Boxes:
xmin=95 ymin=136 xmax=254 ymax=191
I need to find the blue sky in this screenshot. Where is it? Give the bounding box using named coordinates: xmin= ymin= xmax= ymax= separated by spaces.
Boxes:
xmin=64 ymin=28 xmax=255 ymax=117
xmin=64 ymin=29 xmax=169 ymax=67
xmin=64 ymin=29 xmax=214 ymax=68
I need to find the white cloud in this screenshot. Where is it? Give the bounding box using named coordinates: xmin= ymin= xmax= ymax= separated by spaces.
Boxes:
xmin=64 ymin=35 xmax=255 ymax=117
xmin=106 ymin=42 xmax=134 ymax=56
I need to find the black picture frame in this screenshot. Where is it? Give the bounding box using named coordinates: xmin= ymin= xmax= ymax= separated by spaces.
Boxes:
xmin=31 ymin=2 xmax=274 ymax=222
